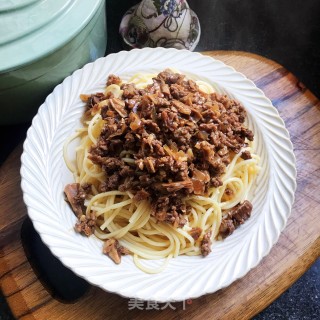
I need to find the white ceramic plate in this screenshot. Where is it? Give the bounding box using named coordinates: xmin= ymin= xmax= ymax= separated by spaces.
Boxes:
xmin=21 ymin=48 xmax=296 ymax=302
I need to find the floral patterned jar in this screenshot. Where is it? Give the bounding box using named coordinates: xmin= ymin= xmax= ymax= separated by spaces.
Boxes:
xmin=120 ymin=0 xmax=201 ymax=51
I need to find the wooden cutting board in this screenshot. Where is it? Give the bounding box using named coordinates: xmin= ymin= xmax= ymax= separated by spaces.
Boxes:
xmin=0 ymin=51 xmax=319 ymax=320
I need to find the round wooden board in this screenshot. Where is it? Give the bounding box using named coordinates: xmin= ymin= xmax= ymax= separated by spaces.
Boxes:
xmin=0 ymin=51 xmax=319 ymax=320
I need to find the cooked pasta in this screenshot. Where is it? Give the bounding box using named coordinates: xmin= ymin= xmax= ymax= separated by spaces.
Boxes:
xmin=64 ymin=69 xmax=260 ymax=273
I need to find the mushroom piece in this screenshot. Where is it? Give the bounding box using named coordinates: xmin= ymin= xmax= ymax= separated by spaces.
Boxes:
xmin=102 ymin=238 xmax=130 ymax=264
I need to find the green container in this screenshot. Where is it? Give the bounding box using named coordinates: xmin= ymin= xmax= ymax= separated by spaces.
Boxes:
xmin=0 ymin=0 xmax=107 ymax=124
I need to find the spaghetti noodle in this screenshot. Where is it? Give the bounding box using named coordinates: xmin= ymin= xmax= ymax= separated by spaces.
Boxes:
xmin=64 ymin=69 xmax=260 ymax=273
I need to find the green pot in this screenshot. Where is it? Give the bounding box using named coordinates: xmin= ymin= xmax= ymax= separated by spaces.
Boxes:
xmin=0 ymin=0 xmax=107 ymax=125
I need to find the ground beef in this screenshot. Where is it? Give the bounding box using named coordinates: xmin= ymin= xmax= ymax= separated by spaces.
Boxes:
xmin=74 ymin=213 xmax=96 ymax=236
xmin=133 ymin=189 xmax=150 ymax=201
xmin=241 ymin=150 xmax=252 ymax=160
xmin=99 ymin=173 xmax=120 ymax=192
xmin=78 ymin=69 xmax=254 ymax=227
xmin=200 ymin=231 xmax=212 ymax=256
xmin=189 ymin=227 xmax=202 ymax=240
xmin=219 ymin=219 xmax=236 ymax=239
xmin=106 ymin=74 xmax=121 ymax=87
xmin=218 ymin=200 xmax=253 ymax=238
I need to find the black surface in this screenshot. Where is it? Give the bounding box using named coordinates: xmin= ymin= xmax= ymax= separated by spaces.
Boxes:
xmin=1 ymin=0 xmax=319 ymax=319
xmin=107 ymin=0 xmax=320 ymax=99
xmin=255 ymin=260 xmax=320 ymax=320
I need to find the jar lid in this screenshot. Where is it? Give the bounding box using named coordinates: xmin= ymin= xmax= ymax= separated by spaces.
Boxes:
xmin=0 ymin=0 xmax=104 ymax=72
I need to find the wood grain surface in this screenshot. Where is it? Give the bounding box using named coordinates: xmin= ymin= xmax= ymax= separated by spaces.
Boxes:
xmin=0 ymin=51 xmax=319 ymax=320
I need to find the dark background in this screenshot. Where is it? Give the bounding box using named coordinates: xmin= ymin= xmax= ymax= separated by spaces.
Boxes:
xmin=1 ymin=0 xmax=319 ymax=319
xmin=107 ymin=0 xmax=320 ymax=98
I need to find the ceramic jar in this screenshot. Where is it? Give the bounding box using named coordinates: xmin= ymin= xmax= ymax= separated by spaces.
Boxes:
xmin=120 ymin=0 xmax=200 ymax=51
